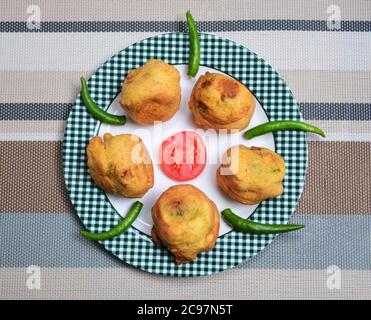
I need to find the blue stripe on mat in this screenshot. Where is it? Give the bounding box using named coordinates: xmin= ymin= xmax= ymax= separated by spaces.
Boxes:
xmin=1 ymin=102 xmax=370 ymax=121
xmin=0 ymin=20 xmax=370 ymax=33
xmin=299 ymin=103 xmax=371 ymax=121
xmin=0 ymin=213 xmax=369 ymax=269
xmin=0 ymin=103 xmax=72 ymax=120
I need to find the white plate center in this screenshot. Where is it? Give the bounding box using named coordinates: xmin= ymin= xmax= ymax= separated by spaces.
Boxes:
xmin=97 ymin=65 xmax=274 ymax=236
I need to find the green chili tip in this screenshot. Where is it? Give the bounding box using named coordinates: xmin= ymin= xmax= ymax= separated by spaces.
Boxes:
xmin=81 ymin=201 xmax=143 ymax=241
xmin=80 ymin=76 xmax=126 ymax=126
xmin=244 ymin=120 xmax=325 ymax=140
xmin=221 ymin=208 xmax=304 ymax=234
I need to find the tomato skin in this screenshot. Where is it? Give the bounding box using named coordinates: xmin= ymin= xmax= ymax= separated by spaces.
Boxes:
xmin=160 ymin=131 xmax=207 ymax=181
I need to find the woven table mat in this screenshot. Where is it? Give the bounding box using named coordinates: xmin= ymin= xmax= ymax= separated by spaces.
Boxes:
xmin=0 ymin=0 xmax=370 ymax=299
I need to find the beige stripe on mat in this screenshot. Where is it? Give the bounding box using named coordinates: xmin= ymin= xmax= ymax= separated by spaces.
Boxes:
xmin=297 ymin=141 xmax=371 ymax=215
xmin=0 ymin=267 xmax=369 ymax=300
xmin=1 ymin=0 xmax=369 ymax=21
xmin=0 ymin=141 xmax=74 ymax=214
xmin=0 ymin=121 xmax=65 ymax=141
xmin=306 ymin=121 xmax=371 ymax=142
xmin=0 ymin=141 xmax=369 ymax=214
xmin=0 ymin=71 xmax=89 ymax=104
xmin=279 ymin=70 xmax=371 ymax=104
xmin=1 ymin=70 xmax=371 ymax=104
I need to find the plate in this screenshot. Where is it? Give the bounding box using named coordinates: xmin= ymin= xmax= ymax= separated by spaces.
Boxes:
xmin=63 ymin=32 xmax=307 ymax=276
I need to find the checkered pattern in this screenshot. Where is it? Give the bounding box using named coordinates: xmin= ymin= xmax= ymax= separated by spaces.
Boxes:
xmin=63 ymin=33 xmax=307 ymax=277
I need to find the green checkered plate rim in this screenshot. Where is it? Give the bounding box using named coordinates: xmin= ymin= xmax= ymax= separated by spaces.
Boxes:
xmin=62 ymin=32 xmax=308 ymax=277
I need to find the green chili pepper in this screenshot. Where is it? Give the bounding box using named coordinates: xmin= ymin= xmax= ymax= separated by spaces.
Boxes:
xmin=244 ymin=120 xmax=325 ymax=140
xmin=81 ymin=201 xmax=143 ymax=241
xmin=186 ymin=11 xmax=200 ymax=77
xmin=80 ymin=77 xmax=126 ymax=125
xmin=221 ymin=208 xmax=304 ymax=234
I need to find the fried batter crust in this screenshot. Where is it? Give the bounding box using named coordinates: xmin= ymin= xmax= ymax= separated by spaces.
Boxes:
xmin=120 ymin=59 xmax=181 ymax=124
xmin=151 ymin=185 xmax=220 ymax=264
xmin=87 ymin=133 xmax=154 ymax=198
xmin=188 ymin=72 xmax=255 ymax=130
xmin=217 ymin=145 xmax=285 ymax=204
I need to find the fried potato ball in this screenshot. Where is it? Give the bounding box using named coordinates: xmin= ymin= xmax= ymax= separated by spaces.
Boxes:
xmin=216 ymin=145 xmax=285 ymax=204
xmin=188 ymin=72 xmax=256 ymax=130
xmin=87 ymin=133 xmax=154 ymax=198
xmin=151 ymin=184 xmax=220 ymax=264
xmin=120 ymin=59 xmax=181 ymax=124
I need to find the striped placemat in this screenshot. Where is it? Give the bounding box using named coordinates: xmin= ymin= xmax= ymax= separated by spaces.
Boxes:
xmin=0 ymin=0 xmax=370 ymax=299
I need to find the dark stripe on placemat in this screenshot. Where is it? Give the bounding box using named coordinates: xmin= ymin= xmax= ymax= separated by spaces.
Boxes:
xmin=299 ymin=103 xmax=371 ymax=121
xmin=1 ymin=20 xmax=370 ymax=33
xmin=1 ymin=102 xmax=370 ymax=121
xmin=0 ymin=103 xmax=72 ymax=120
xmin=0 ymin=141 xmax=370 ymax=214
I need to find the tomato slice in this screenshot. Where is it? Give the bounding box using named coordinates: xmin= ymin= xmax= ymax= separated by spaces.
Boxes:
xmin=160 ymin=131 xmax=207 ymax=181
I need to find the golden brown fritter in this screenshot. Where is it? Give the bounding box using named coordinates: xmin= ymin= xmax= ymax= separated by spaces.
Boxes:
xmin=216 ymin=145 xmax=285 ymax=204
xmin=87 ymin=133 xmax=154 ymax=198
xmin=188 ymin=72 xmax=255 ymax=130
xmin=151 ymin=185 xmax=220 ymax=264
xmin=120 ymin=59 xmax=181 ymax=124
